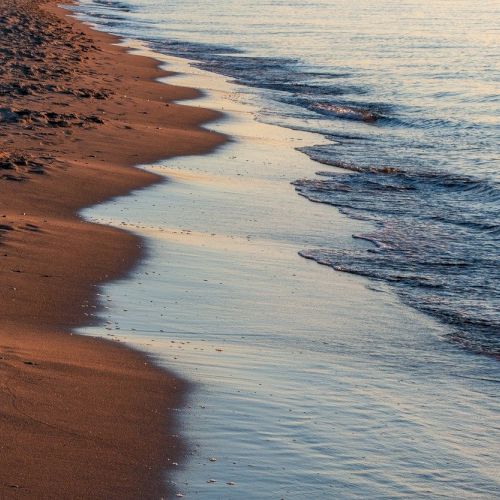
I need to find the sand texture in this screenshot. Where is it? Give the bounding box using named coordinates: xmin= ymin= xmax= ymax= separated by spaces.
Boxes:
xmin=0 ymin=0 xmax=225 ymax=497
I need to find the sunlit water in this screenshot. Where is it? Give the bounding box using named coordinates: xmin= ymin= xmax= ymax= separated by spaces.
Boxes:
xmin=71 ymin=1 xmax=500 ymax=498
xmin=75 ymin=0 xmax=500 ymax=357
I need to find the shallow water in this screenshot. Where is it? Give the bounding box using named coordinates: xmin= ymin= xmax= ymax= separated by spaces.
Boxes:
xmin=74 ymin=42 xmax=500 ymax=497
xmin=71 ymin=0 xmax=500 ymax=496
xmin=74 ymin=0 xmax=500 ymax=357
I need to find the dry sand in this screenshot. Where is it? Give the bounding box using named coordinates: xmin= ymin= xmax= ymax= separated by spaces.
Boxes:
xmin=0 ymin=0 xmax=225 ymax=497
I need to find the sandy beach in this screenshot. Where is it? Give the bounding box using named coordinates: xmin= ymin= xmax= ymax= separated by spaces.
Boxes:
xmin=0 ymin=0 xmax=224 ymax=497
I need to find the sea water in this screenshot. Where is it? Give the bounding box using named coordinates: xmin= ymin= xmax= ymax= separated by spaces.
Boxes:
xmin=75 ymin=0 xmax=500 ymax=357
xmin=72 ymin=1 xmax=499 ymax=497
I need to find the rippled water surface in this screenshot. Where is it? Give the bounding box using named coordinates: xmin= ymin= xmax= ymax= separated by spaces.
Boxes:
xmin=76 ymin=0 xmax=499 ymax=356
xmin=72 ymin=0 xmax=500 ymax=497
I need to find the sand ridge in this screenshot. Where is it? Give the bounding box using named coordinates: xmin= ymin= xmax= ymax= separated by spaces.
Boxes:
xmin=0 ymin=0 xmax=226 ymax=497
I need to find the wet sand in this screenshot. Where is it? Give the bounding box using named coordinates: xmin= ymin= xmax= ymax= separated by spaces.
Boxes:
xmin=0 ymin=0 xmax=224 ymax=497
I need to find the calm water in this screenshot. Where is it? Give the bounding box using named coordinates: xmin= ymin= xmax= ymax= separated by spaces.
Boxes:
xmin=72 ymin=0 xmax=500 ymax=497
xmin=76 ymin=0 xmax=499 ymax=356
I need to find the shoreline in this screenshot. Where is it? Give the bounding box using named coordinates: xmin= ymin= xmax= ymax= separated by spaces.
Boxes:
xmin=79 ymin=50 xmax=500 ymax=498
xmin=0 ymin=0 xmax=225 ymax=497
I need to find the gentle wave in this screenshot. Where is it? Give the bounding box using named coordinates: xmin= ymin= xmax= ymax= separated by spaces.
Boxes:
xmin=310 ymin=102 xmax=379 ymax=122
xmin=294 ymin=164 xmax=500 ymax=357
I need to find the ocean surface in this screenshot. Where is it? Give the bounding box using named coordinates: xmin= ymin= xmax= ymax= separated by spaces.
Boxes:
xmin=75 ymin=0 xmax=500 ymax=358
xmin=72 ymin=1 xmax=500 ymax=498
